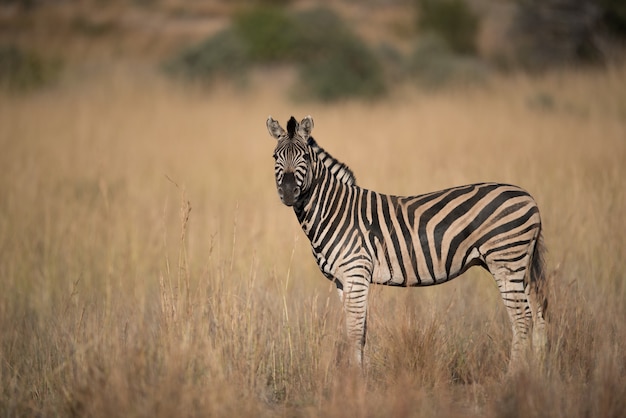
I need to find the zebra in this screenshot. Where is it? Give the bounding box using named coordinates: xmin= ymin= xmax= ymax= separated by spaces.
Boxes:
xmin=266 ymin=115 xmax=548 ymax=372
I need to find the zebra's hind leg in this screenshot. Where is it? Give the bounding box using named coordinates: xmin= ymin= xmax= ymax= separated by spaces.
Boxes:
xmin=489 ymin=263 xmax=534 ymax=374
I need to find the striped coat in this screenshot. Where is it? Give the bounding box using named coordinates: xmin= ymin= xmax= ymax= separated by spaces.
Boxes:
xmin=267 ymin=115 xmax=547 ymax=371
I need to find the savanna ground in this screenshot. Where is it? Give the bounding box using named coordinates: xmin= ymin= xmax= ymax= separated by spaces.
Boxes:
xmin=2 ymin=63 xmax=625 ymax=417
xmin=2 ymin=3 xmax=626 ymax=417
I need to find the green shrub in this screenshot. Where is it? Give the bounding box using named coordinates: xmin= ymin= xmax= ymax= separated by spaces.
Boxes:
xmin=165 ymin=7 xmax=387 ymax=101
xmin=293 ymin=8 xmax=386 ymax=101
xmin=376 ymin=42 xmax=405 ymax=80
xmin=291 ymin=7 xmax=348 ymax=56
xmin=406 ymin=35 xmax=489 ymax=89
xmin=233 ymin=7 xmax=299 ymax=63
xmin=0 ymin=45 xmax=61 ymax=91
xmin=416 ymin=0 xmax=479 ymax=55
xmin=298 ymin=41 xmax=386 ymax=101
xmin=163 ymin=29 xmax=250 ymax=83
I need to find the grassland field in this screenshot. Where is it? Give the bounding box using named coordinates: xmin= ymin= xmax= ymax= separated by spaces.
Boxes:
xmin=1 ymin=62 xmax=625 ymax=417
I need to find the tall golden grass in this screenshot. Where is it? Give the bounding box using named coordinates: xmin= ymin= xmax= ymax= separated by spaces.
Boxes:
xmin=1 ymin=66 xmax=625 ymax=417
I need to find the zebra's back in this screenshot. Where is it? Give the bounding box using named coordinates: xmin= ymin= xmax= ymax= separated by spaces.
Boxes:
xmin=359 ymin=182 xmax=541 ymax=287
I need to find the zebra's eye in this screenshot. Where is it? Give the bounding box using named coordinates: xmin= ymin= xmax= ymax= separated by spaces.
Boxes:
xmin=302 ymin=153 xmax=310 ymax=162
xmin=272 ymin=153 xmax=277 ymax=160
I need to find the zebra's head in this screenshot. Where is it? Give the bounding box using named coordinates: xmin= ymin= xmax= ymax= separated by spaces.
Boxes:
xmin=266 ymin=115 xmax=315 ymax=207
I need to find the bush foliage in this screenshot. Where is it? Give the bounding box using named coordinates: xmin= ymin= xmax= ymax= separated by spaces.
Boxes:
xmin=0 ymin=45 xmax=61 ymax=91
xmin=292 ymin=8 xmax=386 ymax=101
xmin=509 ymin=0 xmax=603 ymax=70
xmin=165 ymin=7 xmax=386 ymax=101
xmin=233 ymin=7 xmax=300 ymax=63
xmin=415 ymin=0 xmax=479 ymax=55
xmin=406 ymin=35 xmax=489 ymax=89
xmin=165 ymin=4 xmax=498 ymax=99
xmin=163 ymin=29 xmax=250 ymax=83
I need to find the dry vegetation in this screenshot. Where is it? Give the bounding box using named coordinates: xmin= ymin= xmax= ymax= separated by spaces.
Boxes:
xmin=1 ymin=63 xmax=625 ymax=417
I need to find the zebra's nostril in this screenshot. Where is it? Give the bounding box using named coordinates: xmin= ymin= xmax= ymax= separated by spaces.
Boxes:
xmin=294 ymin=187 xmax=300 ymax=196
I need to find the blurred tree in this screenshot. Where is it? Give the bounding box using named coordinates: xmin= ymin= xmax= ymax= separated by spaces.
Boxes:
xmin=164 ymin=7 xmax=386 ymax=101
xmin=233 ymin=7 xmax=299 ymax=63
xmin=598 ymin=0 xmax=626 ymax=37
xmin=162 ymin=29 xmax=250 ymax=84
xmin=0 ymin=44 xmax=61 ymax=91
xmin=509 ymin=0 xmax=603 ymax=70
xmin=293 ymin=7 xmax=386 ymax=101
xmin=415 ymin=0 xmax=480 ymax=55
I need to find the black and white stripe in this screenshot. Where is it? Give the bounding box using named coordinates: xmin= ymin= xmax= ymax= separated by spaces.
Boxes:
xmin=266 ymin=115 xmax=547 ymax=370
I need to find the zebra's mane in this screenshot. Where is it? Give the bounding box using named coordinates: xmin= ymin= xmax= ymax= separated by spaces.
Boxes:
xmin=287 ymin=116 xmax=298 ymax=139
xmin=307 ymin=137 xmax=356 ymax=186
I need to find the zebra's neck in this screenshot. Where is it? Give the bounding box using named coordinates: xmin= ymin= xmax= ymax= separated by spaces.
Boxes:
xmin=294 ymin=137 xmax=356 ymax=227
xmin=293 ymin=163 xmax=352 ymax=239
xmin=307 ymin=137 xmax=356 ymax=186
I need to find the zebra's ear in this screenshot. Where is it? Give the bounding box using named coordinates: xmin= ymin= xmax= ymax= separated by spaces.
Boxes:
xmin=267 ymin=116 xmax=285 ymax=140
xmin=298 ymin=115 xmax=314 ymax=140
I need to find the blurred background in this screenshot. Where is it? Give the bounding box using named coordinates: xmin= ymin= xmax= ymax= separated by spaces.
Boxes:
xmin=0 ymin=0 xmax=624 ymax=96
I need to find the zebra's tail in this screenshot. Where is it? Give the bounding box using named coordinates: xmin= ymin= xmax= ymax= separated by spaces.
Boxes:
xmin=529 ymin=229 xmax=548 ymax=358
xmin=530 ymin=230 xmax=548 ymax=318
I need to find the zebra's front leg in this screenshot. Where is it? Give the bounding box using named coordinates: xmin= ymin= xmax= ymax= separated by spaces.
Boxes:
xmin=340 ymin=275 xmax=371 ymax=368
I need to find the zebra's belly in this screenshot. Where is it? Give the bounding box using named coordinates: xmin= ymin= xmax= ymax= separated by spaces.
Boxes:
xmin=371 ymin=256 xmax=443 ymax=286
xmin=312 ymin=234 xmax=480 ymax=287
xmin=371 ymin=246 xmax=481 ymax=287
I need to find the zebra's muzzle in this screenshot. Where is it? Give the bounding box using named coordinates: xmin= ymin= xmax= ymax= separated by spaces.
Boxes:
xmin=277 ymin=172 xmax=300 ymax=206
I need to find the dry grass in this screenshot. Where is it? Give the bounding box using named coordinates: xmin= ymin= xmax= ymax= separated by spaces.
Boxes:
xmin=1 ymin=65 xmax=625 ymax=417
